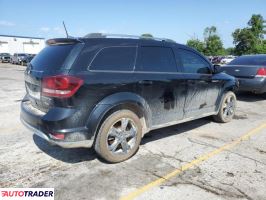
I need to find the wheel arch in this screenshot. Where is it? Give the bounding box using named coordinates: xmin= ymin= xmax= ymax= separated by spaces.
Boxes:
xmin=86 ymin=92 xmax=152 ymax=141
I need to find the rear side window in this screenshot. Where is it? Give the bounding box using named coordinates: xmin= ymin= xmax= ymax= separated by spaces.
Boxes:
xmin=30 ymin=44 xmax=76 ymax=71
xmin=229 ymin=56 xmax=266 ymax=65
xmin=90 ymin=46 xmax=136 ymax=71
xmin=136 ymin=46 xmax=177 ymax=72
xmin=178 ymin=49 xmax=211 ymax=74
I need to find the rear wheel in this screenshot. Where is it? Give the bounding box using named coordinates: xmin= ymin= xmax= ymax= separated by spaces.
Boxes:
xmin=213 ymin=91 xmax=236 ymax=123
xmin=94 ymin=109 xmax=142 ymax=163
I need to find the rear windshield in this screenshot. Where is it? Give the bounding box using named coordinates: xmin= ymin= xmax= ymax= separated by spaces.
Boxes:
xmin=229 ymin=56 xmax=266 ymax=65
xmin=30 ymin=44 xmax=75 ymax=71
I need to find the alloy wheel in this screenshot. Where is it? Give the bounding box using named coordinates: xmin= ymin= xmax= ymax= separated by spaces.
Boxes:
xmin=222 ymin=95 xmax=235 ymax=118
xmin=106 ymin=118 xmax=137 ymax=155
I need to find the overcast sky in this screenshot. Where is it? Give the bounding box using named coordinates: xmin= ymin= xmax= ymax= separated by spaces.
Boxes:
xmin=0 ymin=0 xmax=265 ymax=47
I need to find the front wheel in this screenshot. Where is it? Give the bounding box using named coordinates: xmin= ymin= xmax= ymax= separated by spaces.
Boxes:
xmin=94 ymin=109 xmax=142 ymax=163
xmin=213 ymin=91 xmax=236 ymax=123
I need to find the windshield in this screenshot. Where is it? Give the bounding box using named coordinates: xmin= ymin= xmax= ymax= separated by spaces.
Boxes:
xmin=228 ymin=55 xmax=266 ymax=65
xmin=18 ymin=54 xmax=27 ymax=56
xmin=1 ymin=53 xmax=10 ymax=56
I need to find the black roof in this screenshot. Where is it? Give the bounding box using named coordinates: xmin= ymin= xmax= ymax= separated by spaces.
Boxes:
xmin=77 ymin=33 xmax=184 ymax=48
xmin=47 ymin=35 xmax=190 ymax=52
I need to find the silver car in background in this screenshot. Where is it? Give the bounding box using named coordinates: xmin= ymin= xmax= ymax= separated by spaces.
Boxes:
xmin=222 ymin=54 xmax=266 ymax=94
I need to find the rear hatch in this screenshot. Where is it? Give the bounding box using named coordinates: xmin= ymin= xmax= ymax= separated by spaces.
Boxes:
xmin=24 ymin=38 xmax=84 ymax=112
xmin=221 ymin=65 xmax=262 ymax=78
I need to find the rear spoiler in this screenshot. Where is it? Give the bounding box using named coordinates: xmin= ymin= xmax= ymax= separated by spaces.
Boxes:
xmin=46 ymin=38 xmax=83 ymax=46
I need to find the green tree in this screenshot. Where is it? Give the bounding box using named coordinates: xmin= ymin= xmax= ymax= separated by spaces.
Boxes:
xmin=141 ymin=33 xmax=153 ymax=38
xmin=232 ymin=28 xmax=257 ymax=55
xmin=203 ymin=26 xmax=217 ymax=39
xmin=255 ymin=40 xmax=266 ymax=54
xmin=186 ymin=39 xmax=205 ymax=54
xmin=248 ymin=14 xmax=265 ymax=38
xmin=232 ymin=14 xmax=265 ymax=55
xmin=225 ymin=47 xmax=235 ymax=55
xmin=203 ymin=26 xmax=225 ymax=56
xmin=186 ymin=26 xmax=225 ymax=56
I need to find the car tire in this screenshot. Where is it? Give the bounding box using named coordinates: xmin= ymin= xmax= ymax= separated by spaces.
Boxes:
xmin=94 ymin=109 xmax=142 ymax=163
xmin=213 ymin=91 xmax=236 ymax=123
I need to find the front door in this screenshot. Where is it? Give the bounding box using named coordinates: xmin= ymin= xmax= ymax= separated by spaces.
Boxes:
xmin=135 ymin=45 xmax=186 ymax=127
xmin=177 ymin=48 xmax=222 ymax=118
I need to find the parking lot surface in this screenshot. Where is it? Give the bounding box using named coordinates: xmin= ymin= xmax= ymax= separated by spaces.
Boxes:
xmin=0 ymin=63 xmax=266 ymax=200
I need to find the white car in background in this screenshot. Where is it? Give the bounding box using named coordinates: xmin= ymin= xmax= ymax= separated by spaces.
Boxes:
xmin=220 ymin=55 xmax=236 ymax=65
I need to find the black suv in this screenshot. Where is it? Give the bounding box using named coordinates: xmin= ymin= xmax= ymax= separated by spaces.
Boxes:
xmin=21 ymin=34 xmax=237 ymax=163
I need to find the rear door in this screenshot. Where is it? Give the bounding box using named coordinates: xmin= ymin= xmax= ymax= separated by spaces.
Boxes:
xmin=177 ymin=48 xmax=222 ymax=118
xmin=135 ymin=45 xmax=186 ymax=127
xmin=25 ymin=40 xmax=83 ymax=111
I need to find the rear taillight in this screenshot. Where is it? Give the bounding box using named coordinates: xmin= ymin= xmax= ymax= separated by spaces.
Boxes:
xmin=51 ymin=133 xmax=65 ymax=140
xmin=256 ymin=68 xmax=266 ymax=77
xmin=42 ymin=75 xmax=84 ymax=98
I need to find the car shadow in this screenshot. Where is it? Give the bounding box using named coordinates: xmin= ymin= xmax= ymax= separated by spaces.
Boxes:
xmin=141 ymin=118 xmax=211 ymax=145
xmin=33 ymin=134 xmax=97 ymax=163
xmin=236 ymin=92 xmax=266 ymax=102
xmin=33 ymin=118 xmax=211 ymax=164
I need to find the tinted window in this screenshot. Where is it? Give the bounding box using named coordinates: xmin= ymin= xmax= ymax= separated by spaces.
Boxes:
xmin=136 ymin=46 xmax=177 ymax=72
xmin=90 ymin=47 xmax=136 ymax=71
xmin=228 ymin=56 xmax=266 ymax=65
xmin=18 ymin=54 xmax=27 ymax=56
xmin=31 ymin=44 xmax=75 ymax=71
xmin=178 ymin=49 xmax=211 ymax=74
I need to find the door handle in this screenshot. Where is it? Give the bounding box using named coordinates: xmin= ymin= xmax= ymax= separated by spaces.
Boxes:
xmin=205 ymin=79 xmax=219 ymax=83
xmin=210 ymin=80 xmax=220 ymax=83
xmin=138 ymin=80 xmax=153 ymax=85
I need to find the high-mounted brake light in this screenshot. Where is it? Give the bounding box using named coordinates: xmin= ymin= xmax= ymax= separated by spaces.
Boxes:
xmin=256 ymin=68 xmax=266 ymax=77
xmin=42 ymin=75 xmax=84 ymax=98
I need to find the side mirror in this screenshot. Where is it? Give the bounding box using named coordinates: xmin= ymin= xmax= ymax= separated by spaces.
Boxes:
xmin=213 ymin=64 xmax=221 ymax=74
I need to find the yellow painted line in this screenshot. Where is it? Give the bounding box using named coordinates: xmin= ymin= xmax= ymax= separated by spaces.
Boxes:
xmin=120 ymin=122 xmax=266 ymax=200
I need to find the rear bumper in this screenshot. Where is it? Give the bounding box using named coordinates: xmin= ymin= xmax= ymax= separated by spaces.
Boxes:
xmin=1 ymin=58 xmax=10 ymax=62
xmin=20 ymin=99 xmax=93 ymax=148
xmin=21 ymin=118 xmax=93 ymax=148
xmin=237 ymin=77 xmax=266 ymax=93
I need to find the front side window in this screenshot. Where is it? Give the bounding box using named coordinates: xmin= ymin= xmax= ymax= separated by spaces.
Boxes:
xmin=136 ymin=46 xmax=177 ymax=72
xmin=90 ymin=46 xmax=136 ymax=71
xmin=178 ymin=49 xmax=211 ymax=74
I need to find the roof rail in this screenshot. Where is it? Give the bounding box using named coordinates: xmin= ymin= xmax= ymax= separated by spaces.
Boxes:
xmin=83 ymin=33 xmax=175 ymax=43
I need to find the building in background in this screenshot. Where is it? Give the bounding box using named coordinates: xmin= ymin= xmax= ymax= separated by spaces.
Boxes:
xmin=0 ymin=35 xmax=45 ymax=55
